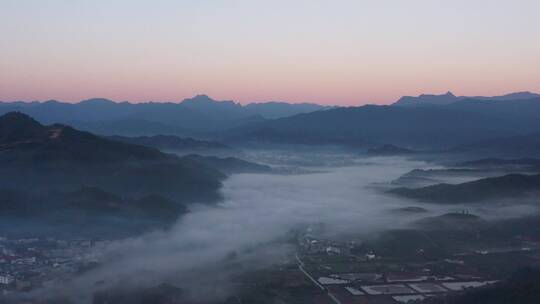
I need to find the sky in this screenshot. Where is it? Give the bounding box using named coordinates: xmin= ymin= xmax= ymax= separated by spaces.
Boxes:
xmin=1 ymin=0 xmax=539 ymax=105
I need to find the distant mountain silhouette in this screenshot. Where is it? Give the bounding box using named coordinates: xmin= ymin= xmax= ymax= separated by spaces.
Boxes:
xmin=244 ymin=101 xmax=330 ymax=119
xmin=230 ymin=99 xmax=540 ymax=149
xmin=228 ymin=97 xmax=540 ymax=149
xmin=4 ymin=92 xmax=539 ymax=149
xmin=469 ymin=91 xmax=540 ymax=101
xmin=393 ymin=91 xmax=459 ymax=106
xmin=0 ymin=95 xmax=327 ymax=136
xmin=392 ymin=91 xmax=540 ymax=107
xmin=180 ymin=94 xmax=242 ymax=114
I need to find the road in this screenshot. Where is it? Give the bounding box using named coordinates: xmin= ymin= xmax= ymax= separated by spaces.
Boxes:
xmin=295 ymin=253 xmax=342 ymax=304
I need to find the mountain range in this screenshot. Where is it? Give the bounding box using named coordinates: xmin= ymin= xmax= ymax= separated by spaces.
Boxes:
xmin=3 ymin=91 xmax=540 ymax=150
xmin=392 ymin=91 xmax=540 ymax=107
xmin=0 ymin=95 xmax=329 ymax=137
xmin=226 ymin=93 xmax=540 ymax=149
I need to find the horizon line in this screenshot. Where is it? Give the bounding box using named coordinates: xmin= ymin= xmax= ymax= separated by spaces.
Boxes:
xmin=1 ymin=90 xmax=539 ymax=107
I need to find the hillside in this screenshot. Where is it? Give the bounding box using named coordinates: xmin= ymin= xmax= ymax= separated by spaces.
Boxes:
xmin=451 ymin=133 xmax=540 ymax=158
xmin=0 ymin=112 xmax=227 ymax=236
xmin=182 ymin=154 xmax=272 ymax=174
xmin=109 ymin=135 xmax=237 ymax=156
xmin=456 ymin=158 xmax=540 ymax=171
xmin=227 ymin=97 xmax=540 ymax=149
xmin=0 ymin=186 xmax=189 ymax=238
xmin=366 ymin=144 xmax=416 ymax=156
xmin=389 ymin=173 xmax=540 ymax=203
xmin=414 ymin=212 xmax=484 ymax=230
xmin=227 ymin=105 xmax=523 ymax=149
xmin=391 ymin=168 xmax=486 ymax=188
xmin=0 ymin=112 xmax=225 ymax=201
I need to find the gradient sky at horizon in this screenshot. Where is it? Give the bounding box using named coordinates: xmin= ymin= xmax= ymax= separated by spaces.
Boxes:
xmin=1 ymin=0 xmax=539 ymax=105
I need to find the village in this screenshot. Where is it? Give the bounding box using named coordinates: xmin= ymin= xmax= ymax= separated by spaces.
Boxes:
xmin=2 ymin=224 xmax=540 ymax=304
xmin=285 ymin=227 xmax=540 ymax=304
xmin=0 ymin=236 xmax=106 ymax=297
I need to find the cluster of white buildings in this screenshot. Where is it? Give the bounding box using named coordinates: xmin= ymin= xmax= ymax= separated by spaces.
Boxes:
xmin=0 ymin=274 xmax=14 ymax=285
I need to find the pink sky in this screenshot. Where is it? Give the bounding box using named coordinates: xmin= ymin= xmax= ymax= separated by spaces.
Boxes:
xmin=1 ymin=1 xmax=539 ymax=105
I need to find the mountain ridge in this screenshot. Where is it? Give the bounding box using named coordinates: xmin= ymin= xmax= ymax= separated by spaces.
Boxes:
xmin=0 ymin=95 xmax=329 ymax=136
xmin=389 ymin=173 xmax=540 ymax=203
xmin=0 ymin=111 xmax=225 ymax=202
xmin=0 ymin=112 xmax=230 ymax=236
xmin=392 ymin=91 xmax=540 ymax=107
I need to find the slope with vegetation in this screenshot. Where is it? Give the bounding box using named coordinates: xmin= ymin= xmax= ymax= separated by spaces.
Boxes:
xmin=389 ymin=173 xmax=540 ymax=203
xmin=109 ymin=134 xmax=237 ymax=156
xmin=0 ymin=112 xmax=226 ymax=236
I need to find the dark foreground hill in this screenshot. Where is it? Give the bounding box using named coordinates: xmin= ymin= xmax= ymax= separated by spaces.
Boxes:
xmin=389 ymin=173 xmax=540 ymax=203
xmin=0 ymin=112 xmax=225 ymax=200
xmin=414 ymin=212 xmax=484 ymax=230
xmin=0 ymin=112 xmax=226 ymax=236
xmin=0 ymin=187 xmax=189 ymax=238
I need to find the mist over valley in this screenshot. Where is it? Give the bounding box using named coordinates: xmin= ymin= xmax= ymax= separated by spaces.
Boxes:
xmin=2 ymin=107 xmax=540 ymax=303
xmin=2 ymin=1 xmax=540 ymax=301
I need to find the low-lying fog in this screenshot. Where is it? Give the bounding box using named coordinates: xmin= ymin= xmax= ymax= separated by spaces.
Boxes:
xmin=28 ymin=151 xmax=540 ymax=302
